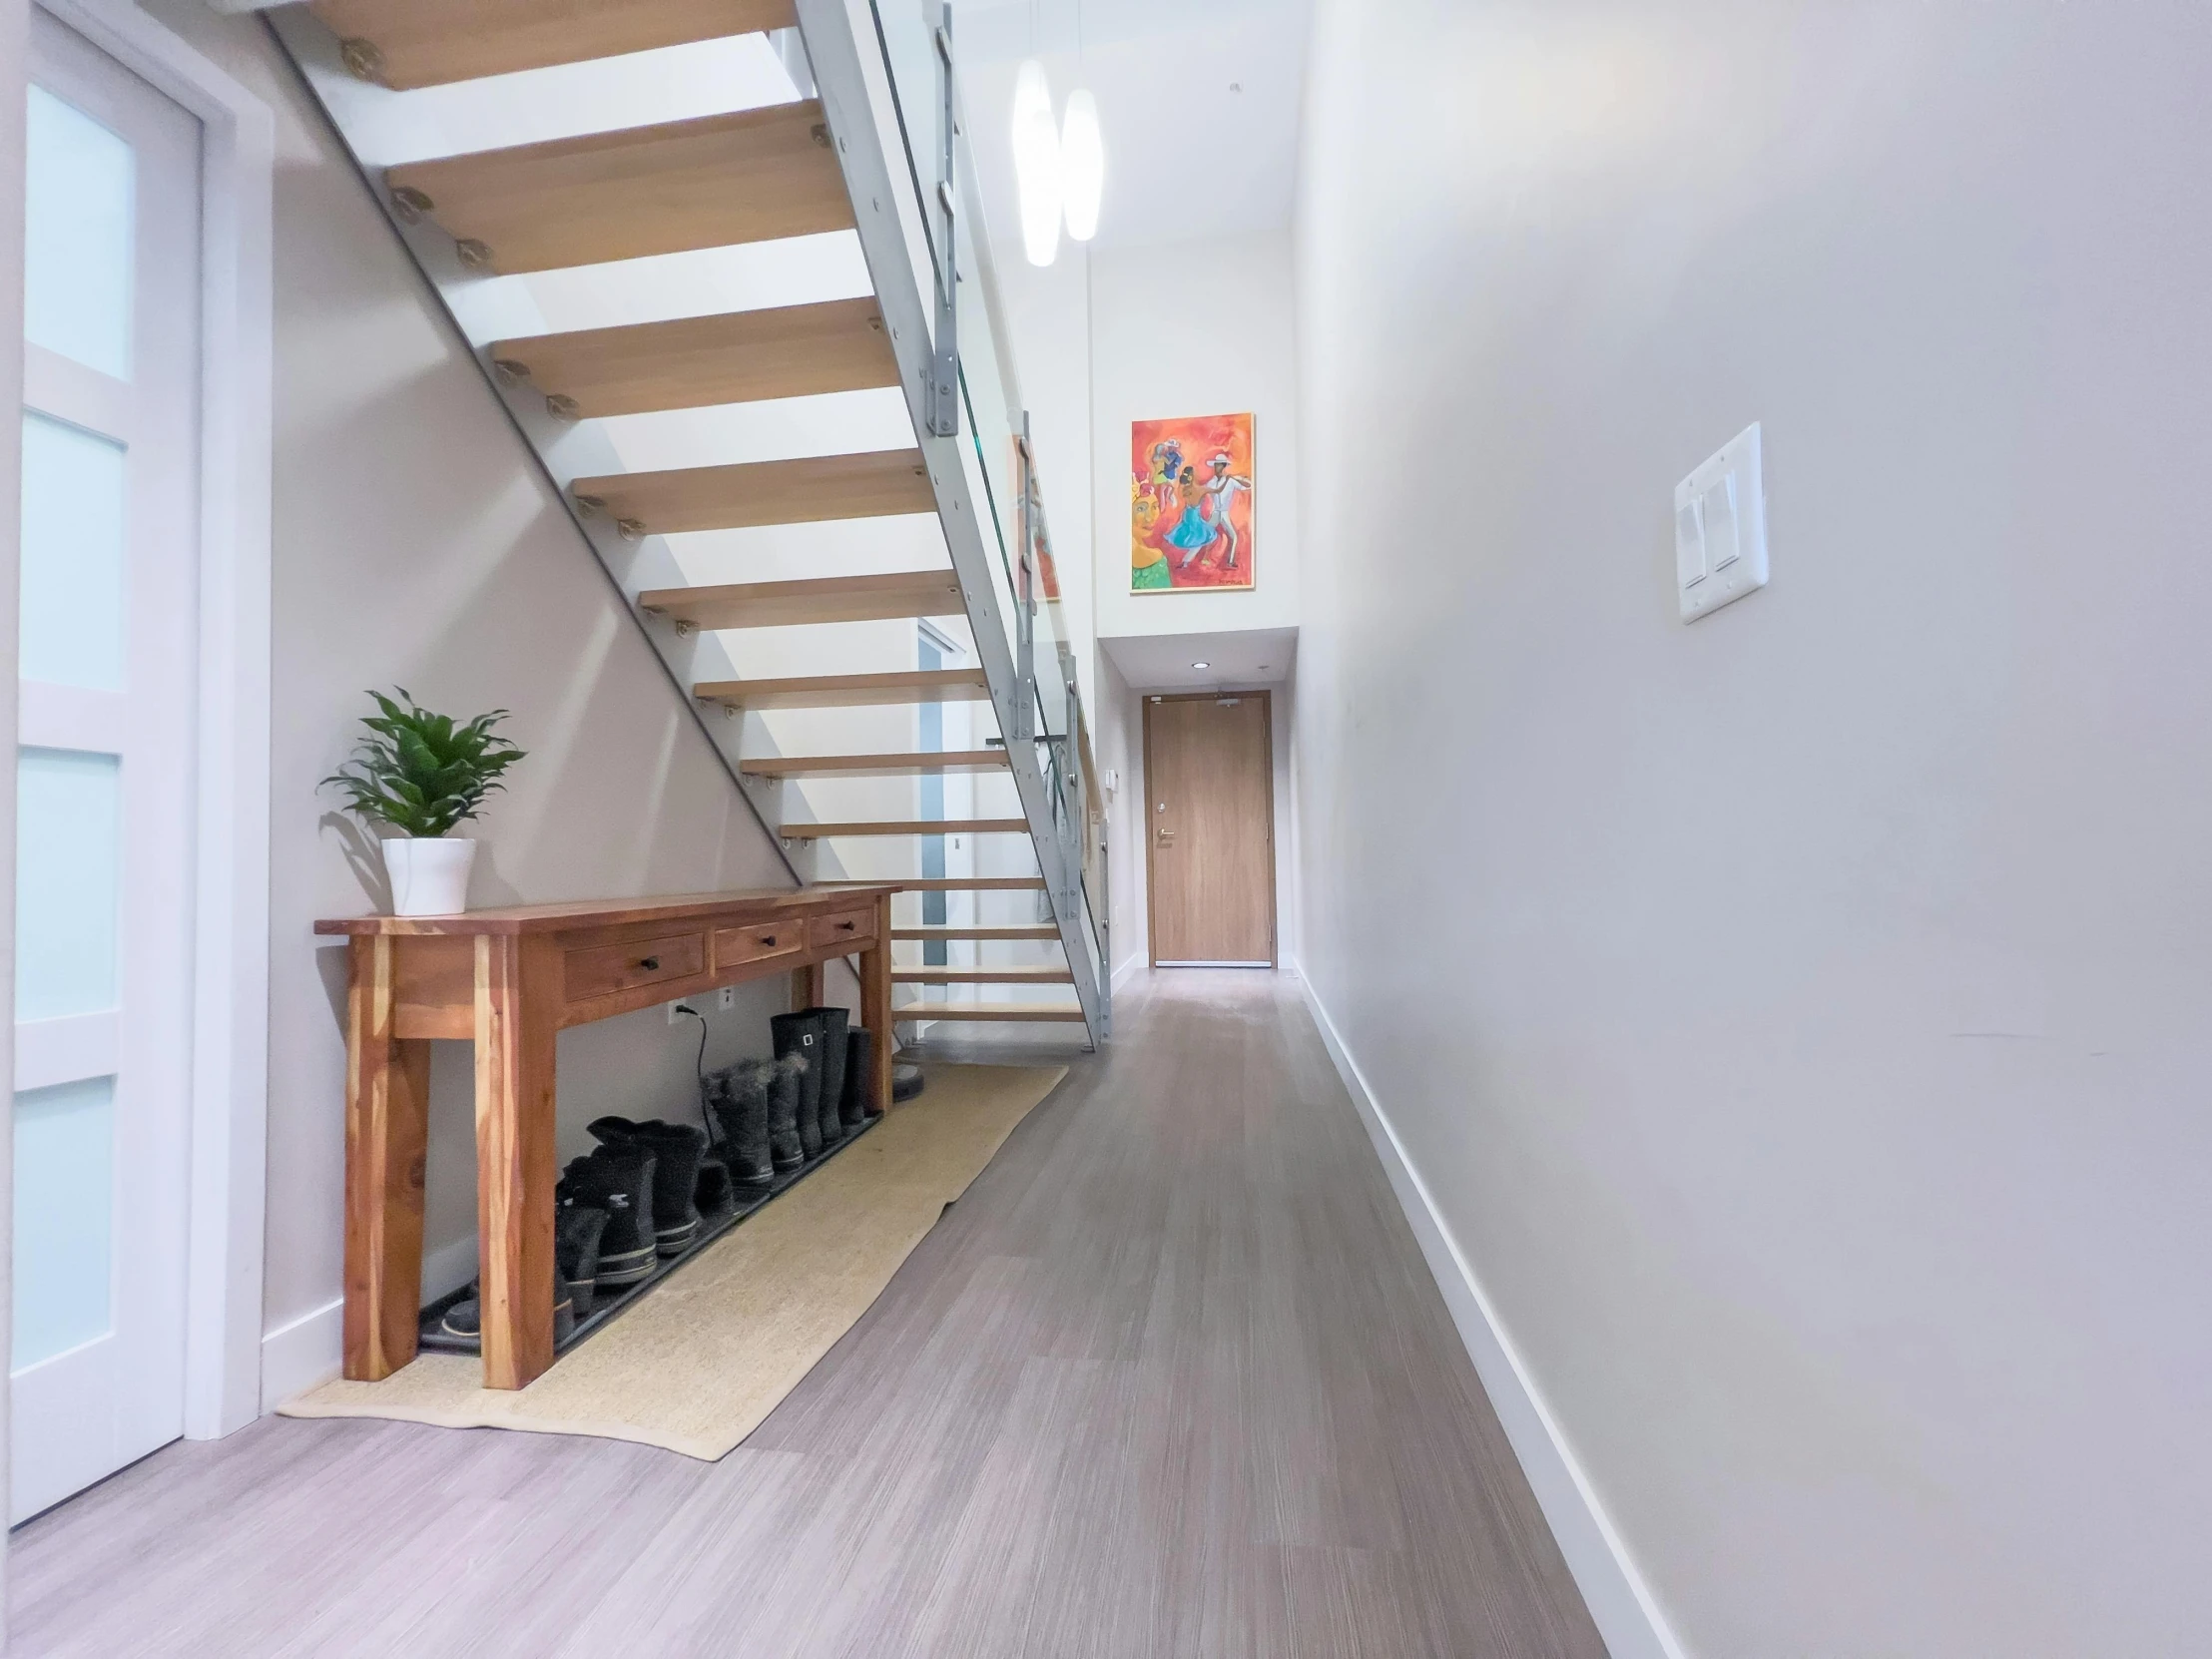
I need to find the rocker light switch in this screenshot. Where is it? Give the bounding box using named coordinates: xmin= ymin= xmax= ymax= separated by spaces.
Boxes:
xmin=1674 ymin=498 xmax=1706 ymax=588
xmin=1675 ymin=423 xmax=1768 ymax=622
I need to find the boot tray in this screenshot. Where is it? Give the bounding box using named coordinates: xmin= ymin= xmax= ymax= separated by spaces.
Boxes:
xmin=417 ymin=1110 xmax=884 ymax=1360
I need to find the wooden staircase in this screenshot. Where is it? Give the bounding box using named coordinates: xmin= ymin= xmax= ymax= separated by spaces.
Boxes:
xmin=280 ymin=0 xmax=1103 ymax=1042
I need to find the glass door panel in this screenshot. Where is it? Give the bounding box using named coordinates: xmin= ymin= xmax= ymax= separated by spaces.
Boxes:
xmin=18 ymin=414 xmax=128 ymax=689
xmin=11 ymin=1077 xmax=116 ymax=1370
xmin=14 ymin=747 xmax=120 ymax=1021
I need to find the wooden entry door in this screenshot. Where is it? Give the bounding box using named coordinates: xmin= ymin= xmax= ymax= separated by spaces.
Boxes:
xmin=1145 ymin=692 xmax=1276 ymax=966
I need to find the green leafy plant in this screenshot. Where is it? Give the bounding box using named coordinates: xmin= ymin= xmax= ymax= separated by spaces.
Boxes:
xmin=321 ymin=689 xmax=526 ymax=838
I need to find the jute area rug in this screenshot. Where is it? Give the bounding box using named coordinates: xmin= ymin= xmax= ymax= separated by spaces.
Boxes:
xmin=278 ymin=1062 xmax=1067 ymax=1460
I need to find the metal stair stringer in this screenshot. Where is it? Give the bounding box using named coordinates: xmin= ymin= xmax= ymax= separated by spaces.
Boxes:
xmin=797 ymin=0 xmax=1106 ymax=1046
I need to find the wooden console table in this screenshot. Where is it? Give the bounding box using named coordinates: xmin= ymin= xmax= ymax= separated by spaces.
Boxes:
xmin=315 ymin=886 xmax=898 ymax=1390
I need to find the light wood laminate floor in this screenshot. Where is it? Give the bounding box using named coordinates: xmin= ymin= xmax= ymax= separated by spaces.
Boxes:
xmin=9 ymin=971 xmax=1607 ymax=1658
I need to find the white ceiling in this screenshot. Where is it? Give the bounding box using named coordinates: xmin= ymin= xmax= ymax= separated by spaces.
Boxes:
xmin=1101 ymin=627 xmax=1298 ymax=691
xmin=949 ymin=0 xmax=1313 ymax=253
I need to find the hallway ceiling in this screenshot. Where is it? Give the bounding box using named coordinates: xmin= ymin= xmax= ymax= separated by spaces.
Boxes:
xmin=949 ymin=0 xmax=1313 ymax=253
xmin=1101 ymin=628 xmax=1298 ymax=691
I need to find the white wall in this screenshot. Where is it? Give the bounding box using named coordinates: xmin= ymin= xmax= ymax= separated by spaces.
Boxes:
xmin=1090 ymin=229 xmax=1301 ymax=643
xmin=1090 ymin=648 xmax=1145 ymax=985
xmin=141 ymin=3 xmax=838 ymax=1406
xmin=1293 ymin=3 xmax=2212 ymax=1656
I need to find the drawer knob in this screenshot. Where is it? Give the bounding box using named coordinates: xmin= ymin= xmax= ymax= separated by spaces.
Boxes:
xmin=639 ymin=955 xmax=660 ymax=971
xmin=836 ymin=919 xmax=855 ymax=931
xmin=760 ymin=934 xmax=778 ymax=946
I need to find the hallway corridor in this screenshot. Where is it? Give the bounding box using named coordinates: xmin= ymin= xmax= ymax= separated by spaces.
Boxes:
xmin=8 ymin=974 xmax=1603 ymax=1658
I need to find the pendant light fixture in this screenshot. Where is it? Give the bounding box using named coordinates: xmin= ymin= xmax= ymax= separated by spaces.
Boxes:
xmin=1060 ymin=87 xmax=1103 ymax=243
xmin=1011 ymin=56 xmax=1061 ymax=267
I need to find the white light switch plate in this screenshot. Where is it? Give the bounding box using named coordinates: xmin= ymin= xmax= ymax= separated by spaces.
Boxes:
xmin=1675 ymin=422 xmax=1769 ymax=622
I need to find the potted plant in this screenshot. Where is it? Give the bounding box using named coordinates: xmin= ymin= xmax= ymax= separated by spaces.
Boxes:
xmin=322 ymin=689 xmax=526 ymax=916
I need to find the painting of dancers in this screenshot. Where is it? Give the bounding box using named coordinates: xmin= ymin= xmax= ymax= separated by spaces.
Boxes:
xmin=1130 ymin=412 xmax=1254 ymax=592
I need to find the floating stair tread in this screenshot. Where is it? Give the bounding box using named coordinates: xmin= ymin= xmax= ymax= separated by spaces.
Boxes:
xmin=780 ymin=819 xmax=1029 ymax=838
xmin=576 ymin=449 xmax=932 ymax=535
xmin=310 ymin=0 xmax=797 ymax=91
xmin=821 ymin=877 xmax=1042 ymax=891
xmin=893 ymin=926 xmax=1058 ymax=941
xmin=894 ymin=968 xmax=1074 ymax=984
xmin=740 ymin=750 xmax=1008 ymax=779
xmin=694 ymin=668 xmax=991 ymax=710
xmin=490 ymin=298 xmax=896 ymax=417
xmin=384 ymin=100 xmax=849 ymax=275
xmin=892 ymin=1003 xmax=1087 ymax=1022
xmin=640 ymin=569 xmax=965 ymax=631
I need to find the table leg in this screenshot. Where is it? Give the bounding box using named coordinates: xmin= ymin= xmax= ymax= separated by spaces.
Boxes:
xmin=862 ymin=892 xmax=894 ymax=1112
xmin=793 ymin=959 xmax=827 ymax=1010
xmin=474 ymin=933 xmax=561 ymax=1390
xmin=342 ymin=935 xmax=429 ymax=1381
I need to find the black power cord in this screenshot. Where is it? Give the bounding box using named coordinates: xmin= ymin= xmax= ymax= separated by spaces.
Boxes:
xmin=673 ymin=1003 xmax=718 ymax=1151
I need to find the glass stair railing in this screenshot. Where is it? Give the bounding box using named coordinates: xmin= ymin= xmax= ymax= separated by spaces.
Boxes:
xmin=268 ymin=0 xmax=1110 ymax=1044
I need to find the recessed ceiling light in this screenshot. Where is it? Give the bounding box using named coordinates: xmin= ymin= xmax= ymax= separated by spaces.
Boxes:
xmin=1191 ymin=661 xmax=1210 ymax=670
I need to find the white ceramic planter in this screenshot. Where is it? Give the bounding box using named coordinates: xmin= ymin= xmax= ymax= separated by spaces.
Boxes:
xmin=381 ymin=835 xmax=477 ymax=916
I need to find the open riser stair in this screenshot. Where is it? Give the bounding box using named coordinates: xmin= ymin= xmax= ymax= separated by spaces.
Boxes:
xmin=274 ymin=0 xmax=1107 ymax=1044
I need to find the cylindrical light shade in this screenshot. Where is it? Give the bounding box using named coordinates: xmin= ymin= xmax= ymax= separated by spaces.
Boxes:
xmin=1060 ymin=88 xmax=1104 ymax=242
xmin=1011 ymin=58 xmax=1061 ymax=268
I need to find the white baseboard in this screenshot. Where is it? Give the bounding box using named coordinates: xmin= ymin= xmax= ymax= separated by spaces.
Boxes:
xmin=1111 ymin=953 xmax=1145 ymax=993
xmin=259 ymin=1297 xmax=341 ymax=1411
xmin=258 ymin=1235 xmax=480 ymax=1413
xmin=1292 ymin=964 xmax=1689 ymax=1659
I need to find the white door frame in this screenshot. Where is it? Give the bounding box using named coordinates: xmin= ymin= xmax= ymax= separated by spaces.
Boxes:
xmin=3 ymin=0 xmax=275 ymax=1464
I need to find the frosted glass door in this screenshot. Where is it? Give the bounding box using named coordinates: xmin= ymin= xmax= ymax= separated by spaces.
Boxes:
xmin=12 ymin=14 xmax=203 ymax=1524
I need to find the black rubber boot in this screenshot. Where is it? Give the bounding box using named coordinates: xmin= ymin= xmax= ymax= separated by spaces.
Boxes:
xmin=767 ymin=1054 xmax=807 ymax=1172
xmin=696 ymin=1157 xmax=734 ymax=1220
xmin=556 ymin=1202 xmax=610 ymax=1319
xmin=560 ymin=1145 xmax=657 ymax=1289
xmin=772 ymin=1012 xmax=825 ymax=1159
xmin=840 ymin=1026 xmax=874 ymax=1128
xmin=807 ymin=1006 xmax=849 ymax=1148
xmin=709 ymin=1059 xmax=777 ymax=1189
xmin=589 ymin=1117 xmax=706 ymax=1258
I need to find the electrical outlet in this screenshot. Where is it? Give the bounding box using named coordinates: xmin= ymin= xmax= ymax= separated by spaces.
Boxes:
xmin=668 ymin=1000 xmax=700 ymax=1025
xmin=718 ymin=985 xmax=736 ymax=1012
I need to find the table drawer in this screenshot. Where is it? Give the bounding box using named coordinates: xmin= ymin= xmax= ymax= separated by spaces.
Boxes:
xmin=713 ymin=921 xmax=804 ymax=972
xmin=810 ymin=905 xmax=875 ymax=951
xmin=564 ymin=931 xmax=704 ymax=1003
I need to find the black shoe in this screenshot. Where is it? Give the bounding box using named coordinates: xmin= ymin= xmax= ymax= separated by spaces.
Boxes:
xmin=589 ymin=1118 xmax=706 ymax=1258
xmin=805 ymin=1006 xmax=850 ymax=1148
xmin=840 ymin=1027 xmax=874 ymax=1127
xmin=708 ymin=1059 xmax=778 ymax=1188
xmin=767 ymin=1054 xmax=807 ymax=1172
xmin=772 ymin=1012 xmax=826 ymax=1159
xmin=892 ymin=1061 xmax=925 ymax=1103
xmin=440 ymin=1275 xmax=575 ymax=1347
xmin=556 ymin=1203 xmax=610 ymax=1318
xmin=561 ymin=1145 xmax=657 ymax=1288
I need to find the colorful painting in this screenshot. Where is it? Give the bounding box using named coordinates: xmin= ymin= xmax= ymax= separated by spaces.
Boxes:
xmin=1130 ymin=412 xmax=1254 ymax=592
